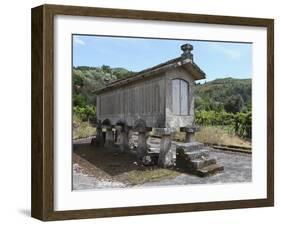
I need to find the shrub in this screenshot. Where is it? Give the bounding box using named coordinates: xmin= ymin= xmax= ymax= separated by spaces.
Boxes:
xmin=195 ymin=110 xmax=252 ymax=139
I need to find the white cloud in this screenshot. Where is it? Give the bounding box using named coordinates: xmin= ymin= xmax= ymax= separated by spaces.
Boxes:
xmin=210 ymin=43 xmax=242 ymax=60
xmin=74 ymin=36 xmax=85 ymax=45
xmin=222 ymin=48 xmax=242 ymax=60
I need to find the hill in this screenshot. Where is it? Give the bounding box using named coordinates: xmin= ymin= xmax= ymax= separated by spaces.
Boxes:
xmin=194 ymin=77 xmax=251 ymax=113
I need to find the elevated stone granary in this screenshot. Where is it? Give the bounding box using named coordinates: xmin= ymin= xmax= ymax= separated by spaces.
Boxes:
xmin=94 ymin=43 xmax=206 ymax=167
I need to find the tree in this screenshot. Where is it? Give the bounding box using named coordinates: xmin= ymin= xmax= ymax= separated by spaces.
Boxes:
xmin=73 ymin=94 xmax=86 ymax=107
xmin=224 ymin=94 xmax=244 ymax=113
xmin=101 ymin=65 xmax=111 ymax=73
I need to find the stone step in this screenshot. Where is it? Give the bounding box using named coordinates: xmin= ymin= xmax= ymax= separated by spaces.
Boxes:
xmin=176 ymin=142 xmax=204 ymax=152
xmin=196 ymin=164 xmax=224 ymax=177
xmin=190 ymin=158 xmax=217 ymax=169
xmin=179 ymin=149 xmax=210 ymax=160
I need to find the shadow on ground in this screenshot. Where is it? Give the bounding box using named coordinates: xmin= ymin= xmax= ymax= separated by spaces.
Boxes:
xmin=73 ymin=143 xmax=153 ymax=176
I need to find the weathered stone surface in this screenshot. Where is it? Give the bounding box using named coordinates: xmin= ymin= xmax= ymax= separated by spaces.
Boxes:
xmin=176 ymin=143 xmax=224 ymax=176
xmin=134 ymin=119 xmax=147 ymax=133
xmin=137 ymin=131 xmax=148 ymax=158
xmin=179 ymin=126 xmax=198 ymax=142
xmin=154 ymin=127 xmax=175 ymax=135
xmin=180 ymin=126 xmax=198 ymax=133
xmin=185 ymin=132 xmax=195 ymax=142
xmin=158 ymin=134 xmax=174 ymax=167
xmin=119 ymin=127 xmax=129 ymax=152
xmin=176 ymin=142 xmax=204 ymax=152
xmin=190 ymin=158 xmax=217 ymax=169
xmin=142 ymin=153 xmax=159 ymax=166
xmin=104 ymin=127 xmax=114 ymax=148
xmin=182 ymin=149 xmax=209 ymax=160
xmin=95 ymin=122 xmax=104 ymax=147
xmin=196 ymin=164 xmax=224 ymax=177
xmin=128 ymin=130 xmax=136 ymax=149
xmin=181 ymin=43 xmax=193 ymax=60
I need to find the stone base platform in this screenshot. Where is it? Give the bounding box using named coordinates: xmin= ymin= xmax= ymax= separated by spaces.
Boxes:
xmin=176 ymin=142 xmax=224 ymax=177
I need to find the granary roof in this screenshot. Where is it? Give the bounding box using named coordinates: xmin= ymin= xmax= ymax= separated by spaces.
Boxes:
xmin=95 ymin=44 xmax=206 ymax=94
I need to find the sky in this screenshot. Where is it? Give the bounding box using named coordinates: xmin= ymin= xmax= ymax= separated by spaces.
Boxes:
xmin=72 ymin=35 xmax=252 ymax=82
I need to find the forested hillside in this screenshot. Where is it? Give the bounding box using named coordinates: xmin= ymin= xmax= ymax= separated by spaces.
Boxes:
xmin=194 ymin=77 xmax=251 ymax=113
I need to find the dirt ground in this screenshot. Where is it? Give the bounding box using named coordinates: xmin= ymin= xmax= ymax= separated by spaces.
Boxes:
xmin=72 ymin=137 xmax=252 ymax=190
xmin=73 ymin=141 xmax=179 ymax=188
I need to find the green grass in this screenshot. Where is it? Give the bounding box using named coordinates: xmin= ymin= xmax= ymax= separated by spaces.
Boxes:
xmin=125 ymin=168 xmax=179 ymax=185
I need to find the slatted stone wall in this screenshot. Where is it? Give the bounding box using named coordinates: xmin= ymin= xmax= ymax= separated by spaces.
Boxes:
xmin=97 ymin=76 xmax=165 ymax=127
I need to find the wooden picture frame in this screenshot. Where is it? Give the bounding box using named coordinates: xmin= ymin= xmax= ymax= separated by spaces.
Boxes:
xmin=31 ymin=4 xmax=274 ymax=221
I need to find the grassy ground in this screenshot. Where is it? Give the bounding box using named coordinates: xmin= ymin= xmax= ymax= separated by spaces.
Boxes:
xmin=194 ymin=126 xmax=251 ymax=148
xmin=73 ymin=115 xmax=96 ymax=139
xmin=164 ymin=126 xmax=251 ymax=148
xmin=125 ymin=168 xmax=179 ymax=185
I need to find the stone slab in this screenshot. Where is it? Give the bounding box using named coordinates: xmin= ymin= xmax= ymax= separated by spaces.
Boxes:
xmin=176 ymin=142 xmax=204 ymax=152
xmin=190 ymin=158 xmax=217 ymax=169
xmin=196 ymin=164 xmax=224 ymax=177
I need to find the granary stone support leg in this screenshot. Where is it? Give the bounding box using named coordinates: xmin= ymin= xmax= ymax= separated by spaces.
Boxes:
xmin=95 ymin=121 xmax=104 ymax=147
xmin=180 ymin=127 xmax=197 ymax=143
xmin=185 ymin=132 xmax=195 ymax=143
xmin=128 ymin=129 xmax=134 ymax=149
xmin=104 ymin=126 xmax=114 ymax=148
xmin=157 ymin=128 xmax=174 ymax=167
xmin=137 ymin=131 xmax=148 ymax=158
xmin=116 ymin=126 xmax=122 ymax=144
xmin=119 ymin=126 xmax=129 ymax=152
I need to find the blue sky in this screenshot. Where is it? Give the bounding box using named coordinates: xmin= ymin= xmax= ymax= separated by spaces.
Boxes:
xmin=73 ymin=35 xmax=252 ymax=82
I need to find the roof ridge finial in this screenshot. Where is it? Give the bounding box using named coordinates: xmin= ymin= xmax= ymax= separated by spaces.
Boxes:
xmin=181 ymin=43 xmax=193 ymax=61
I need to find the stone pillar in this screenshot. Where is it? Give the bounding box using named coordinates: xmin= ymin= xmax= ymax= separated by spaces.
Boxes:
xmin=95 ymin=121 xmax=104 ymax=147
xmin=119 ymin=126 xmax=129 ymax=152
xmin=128 ymin=129 xmax=134 ymax=149
xmin=104 ymin=126 xmax=114 ymax=148
xmin=185 ymin=132 xmax=195 ymax=143
xmin=156 ymin=128 xmax=174 ymax=167
xmin=114 ymin=129 xmax=118 ymax=142
xmin=116 ymin=126 xmax=121 ymax=144
xmin=137 ymin=131 xmax=148 ymax=158
xmin=133 ymin=119 xmax=148 ymax=158
xmin=180 ymin=127 xmax=197 ymax=143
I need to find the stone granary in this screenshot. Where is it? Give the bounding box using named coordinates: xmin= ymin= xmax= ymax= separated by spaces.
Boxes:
xmin=94 ymin=43 xmax=223 ymax=174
